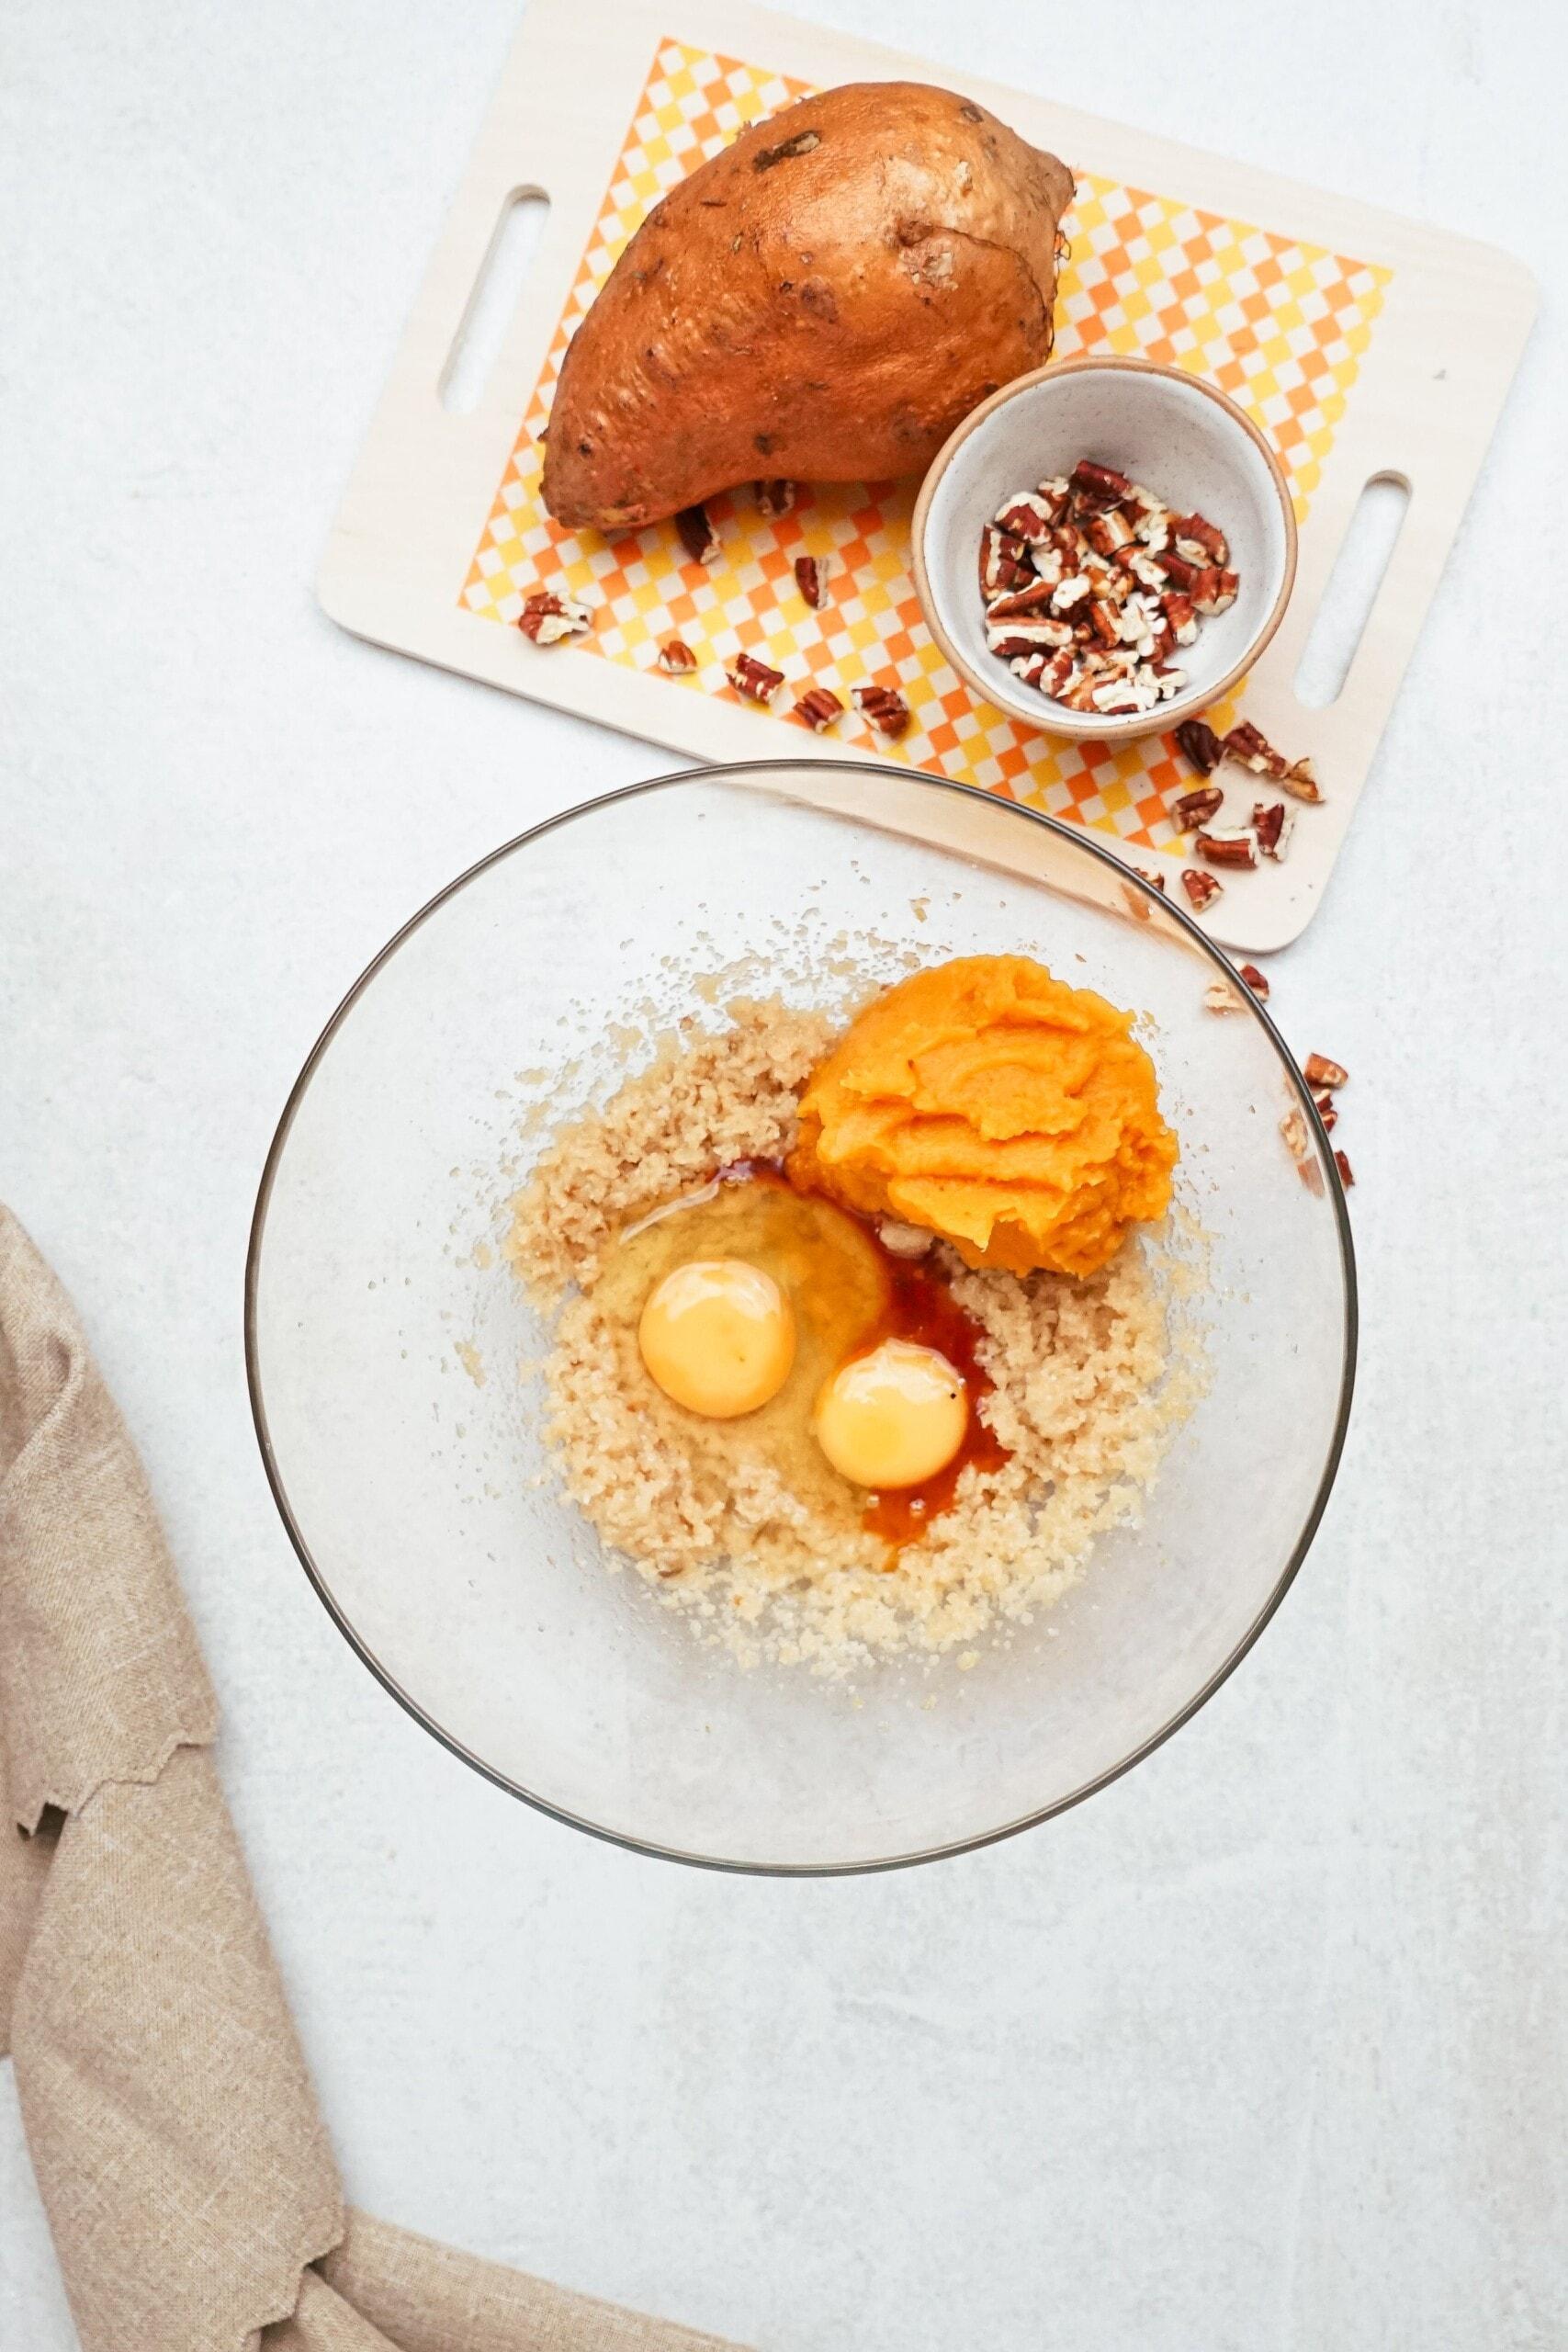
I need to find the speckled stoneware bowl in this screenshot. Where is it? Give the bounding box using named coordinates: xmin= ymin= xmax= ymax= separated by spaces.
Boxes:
xmin=912 ymin=356 xmax=1297 ymax=744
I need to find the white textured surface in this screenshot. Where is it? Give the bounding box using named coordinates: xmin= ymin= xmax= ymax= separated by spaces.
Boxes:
xmin=0 ymin=2 xmax=1563 ymax=2346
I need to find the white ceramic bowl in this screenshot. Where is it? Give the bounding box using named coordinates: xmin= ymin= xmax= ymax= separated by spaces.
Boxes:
xmin=912 ymin=356 xmax=1297 ymax=743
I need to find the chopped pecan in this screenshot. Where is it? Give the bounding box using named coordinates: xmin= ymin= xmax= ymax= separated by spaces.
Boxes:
xmin=988 ymin=620 xmax=1075 ymax=659
xmin=1224 ymin=720 xmax=1321 ymax=799
xmin=1190 ymin=566 xmax=1232 ymax=615
xmin=793 ymin=685 xmax=843 ymax=730
xmin=656 ymin=636 xmax=697 ymax=673
xmin=1175 ymin=718 xmax=1224 ymax=775
xmin=1090 ymin=683 xmax=1145 ymax=716
xmin=1313 ymin=1091 xmax=1338 ymax=1132
xmin=1195 ymin=825 xmax=1258 ymax=868
xmin=1090 ymin=678 xmax=1150 ymax=716
xmin=994 ymin=492 xmax=1058 ymax=542
xmin=1279 ymin=759 xmax=1323 ymax=804
xmin=755 ymin=478 xmax=796 ymax=519
xmin=1281 ymin=1106 xmax=1325 ymax=1190
xmin=1224 ymin=719 xmax=1280 ymax=773
xmin=1181 ymin=867 xmax=1224 ymax=911
xmin=1086 ymin=507 xmax=1136 ymax=557
xmin=980 ymin=525 xmax=1034 ymax=599
xmin=518 ymin=591 xmax=592 ymax=645
xmin=728 ymin=652 xmax=784 ymax=704
xmin=1172 ymin=513 xmax=1230 ymax=567
xmin=1029 ymin=538 xmax=1066 ymax=588
xmin=979 ymin=463 xmax=1237 ymax=717
xmin=676 ymin=503 xmax=719 ymax=564
xmin=1122 ymin=866 xmax=1171 ymax=922
xmin=1123 ymin=547 xmax=1169 ymax=593
xmin=1204 ymin=980 xmax=1246 ymax=1014
xmin=1069 ymin=459 xmax=1133 ymax=505
xmin=1236 ymin=961 xmax=1270 ymax=1001
xmin=853 ymin=682 xmax=911 ymax=738
xmin=984 ymin=579 xmax=1065 ymax=622
xmin=1334 ymin=1148 xmax=1355 ymax=1189
xmin=794 ymin=553 xmax=827 ymax=608
xmin=1303 ymin=1052 xmax=1348 ymax=1091
xmin=1252 ymin=800 xmax=1294 ymax=860
xmin=1173 ymin=785 xmax=1224 ymax=829
xmin=1162 ymin=592 xmax=1198 ymax=646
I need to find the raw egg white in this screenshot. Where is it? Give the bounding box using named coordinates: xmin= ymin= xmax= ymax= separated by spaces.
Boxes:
xmin=637 ymin=1257 xmax=795 ymax=1419
xmin=814 ymin=1339 xmax=969 ymax=1490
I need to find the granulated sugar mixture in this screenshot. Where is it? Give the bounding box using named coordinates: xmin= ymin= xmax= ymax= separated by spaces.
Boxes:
xmin=505 ymin=994 xmax=1209 ymax=1677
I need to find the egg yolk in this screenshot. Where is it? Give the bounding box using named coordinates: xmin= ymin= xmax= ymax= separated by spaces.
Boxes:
xmin=637 ymin=1258 xmax=795 ymax=1419
xmin=814 ymin=1340 xmax=969 ymax=1490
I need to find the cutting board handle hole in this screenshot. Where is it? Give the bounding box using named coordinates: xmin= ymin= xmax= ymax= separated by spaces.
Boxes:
xmin=441 ymin=189 xmax=551 ymax=415
xmin=1292 ymin=472 xmax=1410 ymax=708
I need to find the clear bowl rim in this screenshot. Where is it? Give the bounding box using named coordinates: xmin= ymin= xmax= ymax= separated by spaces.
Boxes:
xmin=244 ymin=758 xmax=1358 ymax=1877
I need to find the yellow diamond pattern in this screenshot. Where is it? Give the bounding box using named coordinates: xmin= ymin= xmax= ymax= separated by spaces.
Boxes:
xmin=463 ymin=39 xmax=1391 ymax=852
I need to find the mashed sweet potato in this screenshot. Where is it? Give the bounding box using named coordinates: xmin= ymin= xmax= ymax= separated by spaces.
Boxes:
xmin=788 ymin=956 xmax=1178 ymax=1279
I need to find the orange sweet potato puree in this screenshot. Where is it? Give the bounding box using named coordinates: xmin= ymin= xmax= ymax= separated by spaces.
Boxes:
xmin=787 ymin=956 xmax=1178 ymax=1280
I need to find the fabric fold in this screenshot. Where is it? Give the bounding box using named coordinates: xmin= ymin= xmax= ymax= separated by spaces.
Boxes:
xmin=288 ymin=2213 xmax=739 ymax=2352
xmin=0 ymin=1205 xmax=747 ymax=2352
xmin=13 ymin=1747 xmax=344 ymax=2352
xmin=0 ymin=1211 xmax=217 ymax=1832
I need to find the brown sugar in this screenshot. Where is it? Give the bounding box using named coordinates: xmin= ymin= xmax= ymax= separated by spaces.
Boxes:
xmin=507 ymin=1000 xmax=1195 ymax=1672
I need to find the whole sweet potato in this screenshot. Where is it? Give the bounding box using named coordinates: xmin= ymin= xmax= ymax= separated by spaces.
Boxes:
xmin=542 ymin=82 xmax=1074 ymax=532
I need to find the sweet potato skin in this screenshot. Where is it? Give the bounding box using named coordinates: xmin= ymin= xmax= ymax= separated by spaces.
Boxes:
xmin=541 ymin=83 xmax=1074 ymax=532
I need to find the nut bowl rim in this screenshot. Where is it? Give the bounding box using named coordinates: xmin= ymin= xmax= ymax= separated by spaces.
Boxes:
xmin=910 ymin=354 xmax=1300 ymax=745
xmin=245 ymin=758 xmax=1355 ymax=1877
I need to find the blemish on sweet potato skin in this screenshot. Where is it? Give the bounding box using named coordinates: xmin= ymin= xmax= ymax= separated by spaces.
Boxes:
xmin=752 ymin=127 xmax=821 ymax=172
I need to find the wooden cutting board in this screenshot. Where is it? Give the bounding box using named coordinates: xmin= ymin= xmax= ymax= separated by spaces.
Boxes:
xmin=319 ymin=0 xmax=1535 ymax=951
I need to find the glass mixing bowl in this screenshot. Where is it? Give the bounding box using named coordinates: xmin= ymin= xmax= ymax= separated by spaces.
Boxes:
xmin=246 ymin=762 xmax=1354 ymax=1872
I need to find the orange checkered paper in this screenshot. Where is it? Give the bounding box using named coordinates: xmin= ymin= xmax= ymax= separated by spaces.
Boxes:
xmin=463 ymin=40 xmax=1390 ymax=853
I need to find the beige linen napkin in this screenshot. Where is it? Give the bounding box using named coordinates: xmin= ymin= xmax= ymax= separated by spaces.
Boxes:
xmin=0 ymin=1206 xmax=744 ymax=2352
